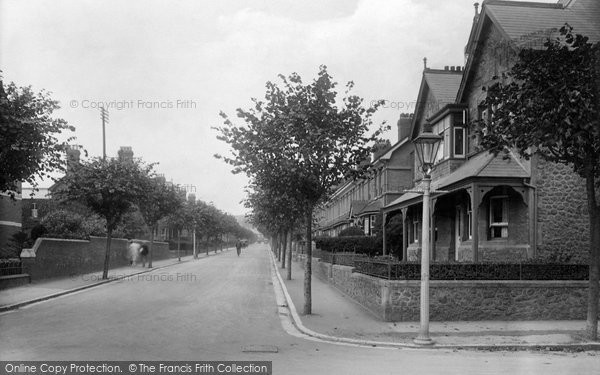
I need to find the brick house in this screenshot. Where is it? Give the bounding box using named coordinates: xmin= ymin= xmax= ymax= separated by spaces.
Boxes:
xmin=383 ymin=0 xmax=599 ymax=263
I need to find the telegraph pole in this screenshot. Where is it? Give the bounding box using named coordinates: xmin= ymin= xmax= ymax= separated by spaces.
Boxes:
xmin=100 ymin=107 xmax=109 ymax=160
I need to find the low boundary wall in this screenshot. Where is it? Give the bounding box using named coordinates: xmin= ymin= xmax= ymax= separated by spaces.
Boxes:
xmin=20 ymin=237 xmax=171 ymax=281
xmin=303 ymin=256 xmax=596 ymax=322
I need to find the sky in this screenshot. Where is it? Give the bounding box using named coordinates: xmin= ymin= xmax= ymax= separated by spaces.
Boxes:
xmin=0 ymin=0 xmax=555 ymax=215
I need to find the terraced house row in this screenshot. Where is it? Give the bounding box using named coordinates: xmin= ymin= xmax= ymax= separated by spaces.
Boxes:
xmin=317 ymin=0 xmax=600 ymax=263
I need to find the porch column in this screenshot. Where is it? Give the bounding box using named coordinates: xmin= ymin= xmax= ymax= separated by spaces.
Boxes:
xmin=470 ymin=183 xmax=480 ymax=262
xmin=401 ymin=208 xmax=408 ymax=262
xmin=382 ymin=212 xmax=388 ymax=256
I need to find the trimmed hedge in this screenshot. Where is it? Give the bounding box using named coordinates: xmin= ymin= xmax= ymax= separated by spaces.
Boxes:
xmin=314 ymin=236 xmax=382 ymax=256
xmin=353 ymin=260 xmax=589 ymax=281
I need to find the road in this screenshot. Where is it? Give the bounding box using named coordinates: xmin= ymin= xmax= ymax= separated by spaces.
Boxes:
xmin=1 ymin=244 xmax=598 ymax=374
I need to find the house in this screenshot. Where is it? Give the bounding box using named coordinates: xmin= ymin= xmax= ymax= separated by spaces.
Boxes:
xmin=383 ymin=0 xmax=599 ymax=263
xmin=316 ymin=114 xmax=416 ymax=241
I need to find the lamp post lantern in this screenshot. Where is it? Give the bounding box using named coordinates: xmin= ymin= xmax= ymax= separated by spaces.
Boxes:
xmin=412 ymin=123 xmax=442 ymax=346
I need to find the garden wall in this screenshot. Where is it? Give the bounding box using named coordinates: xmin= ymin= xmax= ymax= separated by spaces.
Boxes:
xmin=305 ymin=257 xmax=597 ymax=322
xmin=20 ymin=236 xmax=171 ymax=281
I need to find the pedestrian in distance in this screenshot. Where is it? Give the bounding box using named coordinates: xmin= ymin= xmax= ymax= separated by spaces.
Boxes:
xmin=128 ymin=240 xmax=141 ymax=266
xmin=139 ymin=243 xmax=149 ymax=267
xmin=236 ymin=240 xmax=242 ymax=257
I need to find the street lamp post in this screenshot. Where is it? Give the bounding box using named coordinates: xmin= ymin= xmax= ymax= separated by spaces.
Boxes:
xmin=412 ymin=124 xmax=442 ymax=346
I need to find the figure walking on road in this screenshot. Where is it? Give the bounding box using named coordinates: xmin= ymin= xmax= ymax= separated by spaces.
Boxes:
xmin=128 ymin=240 xmax=141 ymax=266
xmin=236 ymin=240 xmax=242 ymax=257
xmin=140 ymin=243 xmax=149 ymax=267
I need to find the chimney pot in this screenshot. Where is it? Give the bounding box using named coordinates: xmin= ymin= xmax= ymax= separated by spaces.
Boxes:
xmin=474 ymin=2 xmax=479 ymax=15
xmin=444 ymin=66 xmax=449 ymax=70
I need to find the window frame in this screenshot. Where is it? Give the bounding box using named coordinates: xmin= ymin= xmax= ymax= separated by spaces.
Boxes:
xmin=489 ymin=195 xmax=509 ymax=239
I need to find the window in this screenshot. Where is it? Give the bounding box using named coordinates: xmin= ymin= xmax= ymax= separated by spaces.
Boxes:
xmin=413 ymin=219 xmax=419 ymax=243
xmin=370 ymin=214 xmax=376 ymax=235
xmin=432 ymin=116 xmax=450 ymax=163
xmin=489 ymin=196 xmax=508 ymax=238
xmin=454 ymin=127 xmax=465 ymax=157
xmin=31 ymin=203 xmax=38 ymax=219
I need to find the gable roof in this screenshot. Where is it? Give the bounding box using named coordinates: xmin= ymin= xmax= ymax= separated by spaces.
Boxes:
xmin=410 ymin=68 xmax=463 ymax=139
xmin=424 ymin=70 xmax=464 ymax=107
xmin=486 ymin=0 xmax=600 ymax=42
xmin=458 ymin=0 xmax=600 ymax=101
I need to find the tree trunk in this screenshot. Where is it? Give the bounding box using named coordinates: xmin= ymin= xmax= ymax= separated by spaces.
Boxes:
xmin=585 ymin=172 xmax=600 ymax=340
xmin=304 ymin=205 xmax=313 ymax=315
xmin=177 ymin=229 xmax=181 ymax=261
xmin=281 ymin=230 xmax=287 ymax=269
xmin=193 ymin=228 xmax=197 ymax=259
xmin=287 ymin=229 xmax=292 ymax=280
xmin=277 ymin=232 xmax=281 ymax=261
xmin=148 ymin=224 xmax=156 ymax=268
xmin=102 ymin=228 xmax=112 ymax=280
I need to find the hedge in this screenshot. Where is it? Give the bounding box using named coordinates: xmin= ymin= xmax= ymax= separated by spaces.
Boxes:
xmin=314 ymin=236 xmax=382 ymax=256
xmin=353 ymin=260 xmax=589 ymax=280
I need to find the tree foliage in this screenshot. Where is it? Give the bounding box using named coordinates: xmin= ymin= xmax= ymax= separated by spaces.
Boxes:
xmin=0 ymin=78 xmax=76 ymax=196
xmin=215 ymin=65 xmax=387 ymax=314
xmin=55 ymin=157 xmax=154 ymax=278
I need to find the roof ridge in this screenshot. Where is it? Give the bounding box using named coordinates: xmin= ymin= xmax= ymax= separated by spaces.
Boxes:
xmin=484 ymin=0 xmax=563 ymax=9
xmin=424 ymin=69 xmax=463 ymax=75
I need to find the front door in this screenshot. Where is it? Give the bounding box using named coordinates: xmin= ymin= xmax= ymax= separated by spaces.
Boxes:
xmin=455 ymin=207 xmax=462 ymax=261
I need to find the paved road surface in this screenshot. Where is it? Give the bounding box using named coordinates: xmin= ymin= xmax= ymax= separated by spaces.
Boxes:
xmin=1 ymin=244 xmax=598 ymax=374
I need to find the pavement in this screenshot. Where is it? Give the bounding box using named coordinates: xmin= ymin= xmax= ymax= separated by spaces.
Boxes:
xmin=0 ymin=248 xmax=230 ymax=312
xmin=270 ymin=250 xmax=600 ymax=351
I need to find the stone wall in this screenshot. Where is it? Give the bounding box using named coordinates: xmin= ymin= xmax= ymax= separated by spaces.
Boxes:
xmin=535 ymin=157 xmax=589 ymax=262
xmin=309 ymin=257 xmax=598 ymax=322
xmin=21 ymin=236 xmax=171 ymax=280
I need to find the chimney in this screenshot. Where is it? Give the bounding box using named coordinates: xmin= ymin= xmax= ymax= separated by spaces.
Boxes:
xmin=65 ymin=145 xmax=81 ymax=174
xmin=474 ymin=2 xmax=479 ymax=17
xmin=118 ymin=146 xmax=134 ymax=163
xmin=397 ymin=113 xmax=413 ymax=142
xmin=423 ymin=57 xmax=428 ymax=70
xmin=444 ymin=66 xmax=449 ymax=70
xmin=154 ymin=174 xmax=166 ymax=184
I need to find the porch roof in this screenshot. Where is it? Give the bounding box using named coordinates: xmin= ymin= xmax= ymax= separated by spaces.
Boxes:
xmin=384 ymin=151 xmax=530 ymax=211
xmin=357 ymin=200 xmax=382 ymax=216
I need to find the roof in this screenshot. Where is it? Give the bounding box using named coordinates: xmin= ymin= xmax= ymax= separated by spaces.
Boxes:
xmin=410 ymin=68 xmax=463 ymax=139
xmin=423 ymin=70 xmax=464 ymax=108
xmin=486 ymin=0 xmax=600 ymax=42
xmin=350 ymin=200 xmax=368 ymax=216
xmin=357 ymin=200 xmax=383 ymax=216
xmin=458 ymin=0 xmax=600 ymax=100
xmin=384 ymin=151 xmax=530 ymax=210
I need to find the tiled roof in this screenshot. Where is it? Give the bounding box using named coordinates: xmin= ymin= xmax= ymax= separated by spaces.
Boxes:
xmin=384 ymin=151 xmax=530 ymax=210
xmin=350 ymin=200 xmax=368 ymax=216
xmin=358 ymin=200 xmax=383 ymax=215
xmin=485 ymin=0 xmax=600 ymax=42
xmin=423 ymin=70 xmax=464 ymax=107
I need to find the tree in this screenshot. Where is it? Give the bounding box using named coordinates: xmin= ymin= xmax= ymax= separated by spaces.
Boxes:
xmin=0 ymin=78 xmax=76 ymax=197
xmin=215 ymin=66 xmax=387 ymax=314
xmin=475 ymin=25 xmax=600 ymax=339
xmin=137 ymin=178 xmax=183 ymax=267
xmin=55 ymin=157 xmax=153 ymax=279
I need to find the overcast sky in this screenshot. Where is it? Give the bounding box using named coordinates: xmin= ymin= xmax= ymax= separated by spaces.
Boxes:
xmin=0 ymin=0 xmax=554 ymax=215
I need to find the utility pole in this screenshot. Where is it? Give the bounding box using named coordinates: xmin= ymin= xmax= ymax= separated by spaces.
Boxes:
xmin=100 ymin=106 xmax=109 ymax=160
